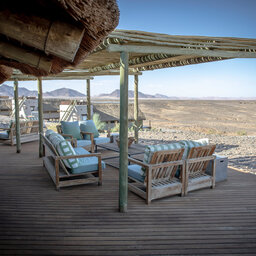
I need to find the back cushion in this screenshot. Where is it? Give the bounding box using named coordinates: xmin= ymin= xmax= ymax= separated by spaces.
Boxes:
xmin=180 ymin=138 xmax=209 ymax=159
xmin=80 ymin=120 xmax=99 ymax=140
xmin=61 ymin=121 xmax=81 ymax=140
xmin=56 ymin=140 xmax=79 ymax=169
xmin=45 ymin=129 xmax=55 ymax=138
xmin=143 ymin=142 xmax=185 ymax=165
xmin=48 ymin=133 xmax=65 ymax=148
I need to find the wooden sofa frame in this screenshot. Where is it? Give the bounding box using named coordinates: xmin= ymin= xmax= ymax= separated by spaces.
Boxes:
xmin=0 ymin=120 xmax=39 ymax=145
xmin=41 ymin=133 xmax=102 ymax=190
xmin=128 ymin=148 xmax=185 ymax=204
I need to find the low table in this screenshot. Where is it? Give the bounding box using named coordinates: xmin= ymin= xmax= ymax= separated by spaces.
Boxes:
xmin=99 ymin=142 xmax=146 ymax=169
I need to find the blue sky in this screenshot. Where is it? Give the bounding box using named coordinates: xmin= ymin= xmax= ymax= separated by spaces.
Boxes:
xmin=5 ymin=0 xmax=256 ymax=97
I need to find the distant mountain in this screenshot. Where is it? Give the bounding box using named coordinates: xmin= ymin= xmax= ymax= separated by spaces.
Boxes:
xmin=0 ymin=84 xmax=85 ymax=98
xmin=0 ymin=84 xmax=38 ymax=97
xmin=44 ymin=88 xmax=85 ymax=97
xmin=97 ymin=89 xmax=172 ymax=99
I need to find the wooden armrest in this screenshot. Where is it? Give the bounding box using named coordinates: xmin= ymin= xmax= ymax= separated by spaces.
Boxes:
xmin=65 ymin=138 xmax=77 ymax=147
xmin=0 ymin=128 xmax=10 ymax=131
xmin=128 ymin=157 xmax=149 ymax=168
xmin=55 ymin=153 xmax=102 ymax=160
xmin=186 ymin=155 xmax=216 ymax=164
xmin=61 ymin=134 xmax=73 ymax=139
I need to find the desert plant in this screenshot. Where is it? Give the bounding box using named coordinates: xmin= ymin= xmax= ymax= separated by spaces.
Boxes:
xmin=111 ymin=122 xmax=120 ymax=133
xmin=92 ymin=113 xmax=105 ymax=131
xmin=237 ymin=130 xmax=247 ymax=136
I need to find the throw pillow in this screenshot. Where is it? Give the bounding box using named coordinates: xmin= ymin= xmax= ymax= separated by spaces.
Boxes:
xmin=61 ymin=121 xmax=81 ymax=140
xmin=56 ymin=140 xmax=79 ymax=169
xmin=80 ymin=120 xmax=99 ymax=140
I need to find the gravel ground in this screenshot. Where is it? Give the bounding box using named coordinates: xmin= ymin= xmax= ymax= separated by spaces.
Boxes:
xmin=135 ymin=129 xmax=256 ymax=174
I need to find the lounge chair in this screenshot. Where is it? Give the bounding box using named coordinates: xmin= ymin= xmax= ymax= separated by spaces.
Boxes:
xmin=41 ymin=132 xmax=105 ymax=190
xmin=56 ymin=122 xmax=94 ymax=152
xmin=185 ymin=144 xmax=216 ymax=195
xmin=0 ymin=120 xmax=39 ymax=145
xmin=128 ymin=147 xmax=185 ymax=204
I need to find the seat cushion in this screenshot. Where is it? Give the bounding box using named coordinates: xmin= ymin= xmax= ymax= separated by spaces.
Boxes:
xmin=143 ymin=142 xmax=185 ymax=165
xmin=94 ymin=137 xmax=110 ymax=145
xmin=80 ymin=120 xmax=99 ymax=140
xmin=56 ymin=140 xmax=79 ymax=169
xmin=72 ymin=147 xmax=105 ymax=174
xmin=180 ymin=138 xmax=209 ymax=158
xmin=61 ymin=121 xmax=81 ymax=140
xmin=77 ymin=139 xmax=92 ymax=147
xmin=0 ymin=131 xmax=9 ymax=139
xmin=128 ymin=164 xmax=145 ymax=183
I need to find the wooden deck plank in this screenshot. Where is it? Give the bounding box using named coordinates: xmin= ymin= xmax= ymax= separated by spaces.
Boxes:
xmin=0 ymin=141 xmax=256 ymax=255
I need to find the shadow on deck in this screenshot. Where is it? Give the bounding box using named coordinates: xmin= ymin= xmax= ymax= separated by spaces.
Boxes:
xmin=0 ymin=141 xmax=256 ymax=255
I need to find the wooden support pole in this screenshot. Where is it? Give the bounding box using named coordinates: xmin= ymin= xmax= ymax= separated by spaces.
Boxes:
xmin=119 ymin=51 xmax=129 ymax=213
xmin=14 ymin=79 xmax=21 ymax=153
xmin=87 ymin=79 xmax=91 ymax=120
xmin=37 ymin=77 xmax=44 ymax=157
xmin=134 ymin=74 xmax=139 ymax=144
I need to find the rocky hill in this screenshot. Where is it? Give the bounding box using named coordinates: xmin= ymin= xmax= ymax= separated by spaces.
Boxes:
xmin=97 ymin=89 xmax=173 ymax=99
xmin=0 ymin=84 xmax=85 ymax=98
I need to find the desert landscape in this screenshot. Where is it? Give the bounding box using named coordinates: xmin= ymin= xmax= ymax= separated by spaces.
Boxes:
xmin=130 ymin=100 xmax=256 ymax=174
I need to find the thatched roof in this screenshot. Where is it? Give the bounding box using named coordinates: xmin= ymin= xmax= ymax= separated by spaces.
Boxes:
xmin=93 ymin=103 xmax=146 ymax=122
xmin=0 ymin=0 xmax=119 ymax=83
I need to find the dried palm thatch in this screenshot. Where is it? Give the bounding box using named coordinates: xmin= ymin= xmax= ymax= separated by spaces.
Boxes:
xmin=0 ymin=0 xmax=119 ymax=82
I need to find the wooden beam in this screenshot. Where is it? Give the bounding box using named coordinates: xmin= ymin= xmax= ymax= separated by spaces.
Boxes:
xmin=0 ymin=42 xmax=52 ymax=72
xmin=107 ymin=44 xmax=256 ymax=58
xmin=14 ymin=79 xmax=21 ymax=153
xmin=8 ymin=71 xmax=142 ymax=81
xmin=37 ymin=77 xmax=43 ymax=157
xmin=119 ymin=51 xmax=129 ymax=213
xmin=0 ymin=11 xmax=85 ymax=62
xmin=86 ymin=79 xmax=91 ymax=120
xmin=134 ymin=74 xmax=139 ymax=144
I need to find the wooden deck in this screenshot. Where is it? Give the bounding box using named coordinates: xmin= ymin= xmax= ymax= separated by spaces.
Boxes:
xmin=0 ymin=141 xmax=256 ymax=255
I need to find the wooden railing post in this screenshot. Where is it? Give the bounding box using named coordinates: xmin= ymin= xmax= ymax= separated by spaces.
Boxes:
xmin=14 ymin=78 xmax=21 ymax=153
xmin=87 ymin=79 xmax=91 ymax=120
xmin=134 ymin=74 xmax=139 ymax=143
xmin=37 ymin=77 xmax=44 ymax=157
xmin=119 ymin=51 xmax=129 ymax=213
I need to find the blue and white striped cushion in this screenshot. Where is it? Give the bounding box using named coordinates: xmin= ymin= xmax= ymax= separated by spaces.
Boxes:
xmin=56 ymin=141 xmax=79 ymax=169
xmin=48 ymin=133 xmax=65 ymax=148
xmin=143 ymin=142 xmax=184 ymax=165
xmin=45 ymin=129 xmax=55 ymax=138
xmin=180 ymin=138 xmax=209 ymax=158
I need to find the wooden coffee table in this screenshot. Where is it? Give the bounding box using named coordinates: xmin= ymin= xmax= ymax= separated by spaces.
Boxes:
xmin=99 ymin=142 xmax=146 ymax=169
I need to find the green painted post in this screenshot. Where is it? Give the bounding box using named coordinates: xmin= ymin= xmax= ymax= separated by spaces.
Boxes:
xmin=14 ymin=79 xmax=21 ymax=153
xmin=37 ymin=77 xmax=44 ymax=157
xmin=87 ymin=79 xmax=91 ymax=120
xmin=134 ymin=74 xmax=139 ymax=144
xmin=119 ymin=51 xmax=129 ymax=213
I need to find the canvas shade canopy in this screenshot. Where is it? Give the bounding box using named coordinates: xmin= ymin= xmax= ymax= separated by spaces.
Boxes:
xmin=6 ymin=29 xmax=256 ymax=213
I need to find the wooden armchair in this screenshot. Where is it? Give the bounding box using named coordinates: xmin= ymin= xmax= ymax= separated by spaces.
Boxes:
xmin=128 ymin=148 xmax=185 ymax=204
xmin=0 ymin=120 xmax=39 ymax=145
xmin=56 ymin=124 xmax=95 ymax=152
xmin=185 ymin=144 xmax=216 ymax=195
